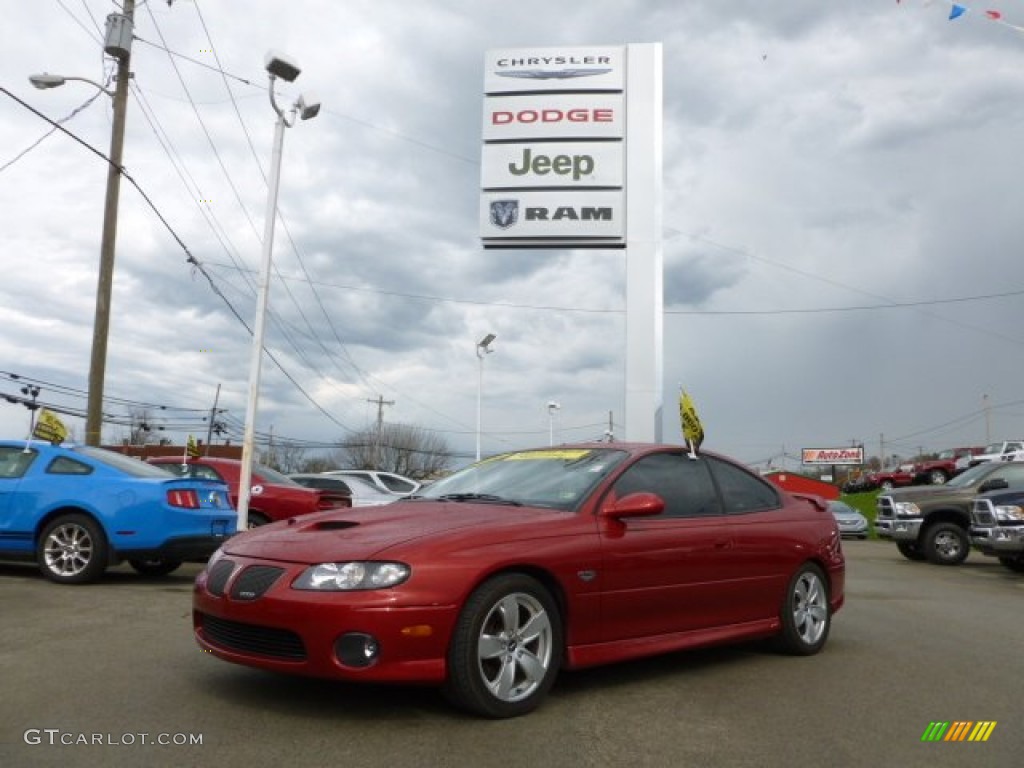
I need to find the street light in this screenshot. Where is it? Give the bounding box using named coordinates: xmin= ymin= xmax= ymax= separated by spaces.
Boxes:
xmin=475 ymin=333 xmax=496 ymax=461
xmin=236 ymin=50 xmax=319 ymax=532
xmin=28 ymin=5 xmax=136 ymax=447
xmin=547 ymin=401 xmax=561 ymax=446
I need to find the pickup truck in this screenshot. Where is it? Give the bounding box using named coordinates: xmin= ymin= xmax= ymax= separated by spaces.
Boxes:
xmin=969 ymin=489 xmax=1024 ymax=573
xmin=874 ymin=460 xmax=1024 ymax=565
xmin=912 ymin=446 xmax=982 ymax=485
xmin=955 ymin=440 xmax=1024 ymax=472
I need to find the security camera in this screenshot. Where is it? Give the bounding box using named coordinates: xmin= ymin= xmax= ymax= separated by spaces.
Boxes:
xmin=264 ymin=50 xmax=301 ymax=82
xmin=296 ymin=92 xmax=321 ymax=120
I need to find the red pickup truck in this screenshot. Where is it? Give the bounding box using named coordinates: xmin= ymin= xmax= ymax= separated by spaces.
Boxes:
xmin=912 ymin=447 xmax=983 ymax=485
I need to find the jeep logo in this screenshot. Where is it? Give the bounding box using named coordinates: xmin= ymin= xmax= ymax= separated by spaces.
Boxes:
xmin=508 ymin=148 xmax=594 ymax=181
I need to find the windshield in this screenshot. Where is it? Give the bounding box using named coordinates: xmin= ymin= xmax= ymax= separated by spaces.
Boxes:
xmin=946 ymin=463 xmax=999 ymax=489
xmin=416 ymin=448 xmax=628 ymax=511
xmin=255 ymin=463 xmax=303 ymax=486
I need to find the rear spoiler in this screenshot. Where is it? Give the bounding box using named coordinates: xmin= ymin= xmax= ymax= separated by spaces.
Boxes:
xmin=790 ymin=492 xmax=829 ymax=512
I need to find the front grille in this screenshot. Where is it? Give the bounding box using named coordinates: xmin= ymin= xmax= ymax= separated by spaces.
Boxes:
xmin=230 ymin=565 xmax=285 ymax=600
xmin=207 ymin=559 xmax=236 ymax=596
xmin=876 ymin=496 xmax=894 ymax=519
xmin=200 ymin=614 xmax=306 ymax=660
xmin=972 ymin=500 xmax=996 ymax=526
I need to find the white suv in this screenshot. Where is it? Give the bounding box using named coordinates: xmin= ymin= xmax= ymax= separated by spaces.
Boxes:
xmin=323 ymin=470 xmax=420 ymax=496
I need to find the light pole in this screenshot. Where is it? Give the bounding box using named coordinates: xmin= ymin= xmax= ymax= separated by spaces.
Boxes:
xmin=475 ymin=333 xmax=496 ymax=461
xmin=30 ymin=4 xmax=135 ymax=446
xmin=547 ymin=401 xmax=561 ymax=446
xmin=236 ymin=51 xmax=320 ymax=532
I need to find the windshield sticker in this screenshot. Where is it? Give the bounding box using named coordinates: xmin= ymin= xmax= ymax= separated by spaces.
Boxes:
xmin=504 ymin=450 xmax=592 ymax=461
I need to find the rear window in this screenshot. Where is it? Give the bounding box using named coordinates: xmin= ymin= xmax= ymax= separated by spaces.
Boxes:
xmin=71 ymin=446 xmax=176 ymax=478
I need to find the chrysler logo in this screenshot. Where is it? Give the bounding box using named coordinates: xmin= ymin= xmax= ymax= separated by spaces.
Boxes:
xmin=496 ymin=68 xmax=612 ymax=81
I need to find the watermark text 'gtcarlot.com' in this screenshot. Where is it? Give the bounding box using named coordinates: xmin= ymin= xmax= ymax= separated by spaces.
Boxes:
xmin=24 ymin=729 xmax=203 ymax=747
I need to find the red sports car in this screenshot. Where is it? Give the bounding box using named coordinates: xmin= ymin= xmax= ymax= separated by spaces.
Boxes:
xmin=192 ymin=444 xmax=845 ymax=718
xmin=149 ymin=456 xmax=350 ymax=527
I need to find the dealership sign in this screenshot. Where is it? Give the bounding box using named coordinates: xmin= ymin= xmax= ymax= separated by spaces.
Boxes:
xmin=802 ymin=447 xmax=865 ymax=466
xmin=480 ymin=46 xmax=628 ymax=248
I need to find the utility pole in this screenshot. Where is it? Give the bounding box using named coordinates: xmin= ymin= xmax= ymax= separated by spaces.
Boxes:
xmin=204 ymin=383 xmax=221 ymax=455
xmin=84 ymin=2 xmax=134 ymax=446
xmin=367 ymin=395 xmax=394 ymax=469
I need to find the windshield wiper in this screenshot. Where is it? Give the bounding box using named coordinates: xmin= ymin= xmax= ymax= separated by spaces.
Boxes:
xmin=436 ymin=493 xmax=522 ymax=506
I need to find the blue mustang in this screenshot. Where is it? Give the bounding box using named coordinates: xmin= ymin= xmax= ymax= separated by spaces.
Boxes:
xmin=0 ymin=440 xmax=236 ymax=584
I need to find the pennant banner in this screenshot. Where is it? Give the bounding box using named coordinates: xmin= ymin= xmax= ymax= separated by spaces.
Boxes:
xmin=33 ymin=409 xmax=68 ymax=444
xmin=186 ymin=434 xmax=200 ymax=458
xmin=679 ymin=390 xmax=705 ymax=456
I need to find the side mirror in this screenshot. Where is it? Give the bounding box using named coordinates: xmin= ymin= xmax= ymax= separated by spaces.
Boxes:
xmin=600 ymin=492 xmax=664 ymax=519
xmin=979 ymin=478 xmax=1009 ymax=493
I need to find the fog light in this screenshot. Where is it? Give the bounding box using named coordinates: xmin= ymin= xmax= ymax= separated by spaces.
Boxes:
xmin=335 ymin=632 xmax=379 ymax=668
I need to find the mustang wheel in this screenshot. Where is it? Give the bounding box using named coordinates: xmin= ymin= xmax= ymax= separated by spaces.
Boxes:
xmin=928 ymin=469 xmax=948 ymax=485
xmin=129 ymin=558 xmax=183 ymax=577
xmin=923 ymin=522 xmax=969 ymax=565
xmin=444 ymin=573 xmax=562 ymax=718
xmin=896 ymin=542 xmax=927 ymax=562
xmin=37 ymin=514 xmax=108 ymax=584
xmin=776 ymin=563 xmax=830 ymax=655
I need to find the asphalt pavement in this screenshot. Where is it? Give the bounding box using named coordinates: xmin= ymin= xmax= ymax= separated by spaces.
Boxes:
xmin=1 ymin=541 xmax=1021 ymax=768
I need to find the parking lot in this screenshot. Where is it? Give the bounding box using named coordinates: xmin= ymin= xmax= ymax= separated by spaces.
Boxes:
xmin=1 ymin=541 xmax=1021 ymax=768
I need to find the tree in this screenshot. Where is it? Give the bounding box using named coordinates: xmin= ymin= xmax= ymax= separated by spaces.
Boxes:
xmin=337 ymin=423 xmax=451 ymax=479
xmin=258 ymin=442 xmax=306 ymax=474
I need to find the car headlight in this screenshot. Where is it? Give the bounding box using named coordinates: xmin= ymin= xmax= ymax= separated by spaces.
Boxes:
xmin=293 ymin=562 xmax=411 ymax=591
xmin=893 ymin=502 xmax=921 ymax=517
xmin=994 ymin=505 xmax=1024 ymax=522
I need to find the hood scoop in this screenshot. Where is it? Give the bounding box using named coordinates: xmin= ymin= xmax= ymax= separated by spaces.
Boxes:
xmin=312 ymin=520 xmax=359 ymax=531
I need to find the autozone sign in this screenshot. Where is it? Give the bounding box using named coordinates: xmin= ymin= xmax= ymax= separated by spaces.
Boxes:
xmin=481 ymin=46 xmax=627 ymax=248
xmin=802 ymin=447 xmax=864 ymax=466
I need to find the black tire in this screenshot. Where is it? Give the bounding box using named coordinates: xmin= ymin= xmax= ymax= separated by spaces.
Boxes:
xmin=37 ymin=514 xmax=108 ymax=584
xmin=928 ymin=469 xmax=948 ymax=485
xmin=897 ymin=542 xmax=927 ymax=562
xmin=997 ymin=556 xmax=1024 ymax=573
xmin=880 ymin=480 xmax=895 ymax=491
xmin=775 ymin=563 xmax=831 ymax=655
xmin=443 ymin=573 xmax=562 ymax=718
xmin=922 ymin=522 xmax=969 ymax=566
xmin=247 ymin=512 xmax=270 ymax=529
xmin=128 ymin=558 xmax=183 ymax=577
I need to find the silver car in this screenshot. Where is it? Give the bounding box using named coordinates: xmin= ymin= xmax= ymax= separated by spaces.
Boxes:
xmin=829 ymin=500 xmax=869 ymax=539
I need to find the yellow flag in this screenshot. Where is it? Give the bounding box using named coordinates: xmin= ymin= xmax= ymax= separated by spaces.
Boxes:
xmin=33 ymin=409 xmax=68 ymax=444
xmin=679 ymin=390 xmax=704 ymax=454
xmin=187 ymin=434 xmax=200 ymax=458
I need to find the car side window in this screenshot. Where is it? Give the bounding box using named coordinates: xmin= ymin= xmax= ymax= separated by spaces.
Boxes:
xmin=47 ymin=457 xmax=93 ymax=475
xmin=988 ymin=464 xmax=1024 ymax=487
xmin=0 ymin=447 xmax=37 ymax=478
xmin=611 ymin=453 xmax=721 ymax=518
xmin=706 ymin=457 xmax=781 ymax=514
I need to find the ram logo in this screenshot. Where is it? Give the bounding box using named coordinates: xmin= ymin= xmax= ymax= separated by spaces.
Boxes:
xmin=489 ymin=200 xmax=519 ymax=229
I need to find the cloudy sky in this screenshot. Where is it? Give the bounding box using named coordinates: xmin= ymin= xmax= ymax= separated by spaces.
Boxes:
xmin=3 ymin=0 xmax=1024 ymax=471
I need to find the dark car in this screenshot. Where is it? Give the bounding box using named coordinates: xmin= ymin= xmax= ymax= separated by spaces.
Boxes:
xmin=0 ymin=440 xmax=235 ymax=583
xmin=148 ymin=456 xmax=350 ymax=528
xmin=193 ymin=443 xmax=845 ymax=718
